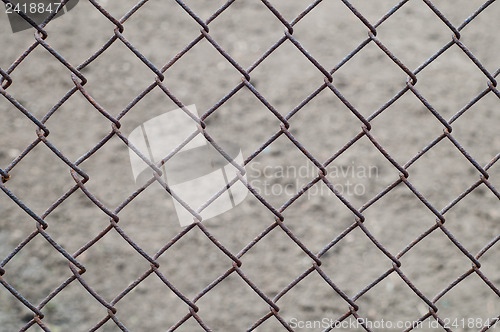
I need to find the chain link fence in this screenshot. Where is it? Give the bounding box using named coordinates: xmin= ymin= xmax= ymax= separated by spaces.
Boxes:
xmin=0 ymin=0 xmax=499 ymax=331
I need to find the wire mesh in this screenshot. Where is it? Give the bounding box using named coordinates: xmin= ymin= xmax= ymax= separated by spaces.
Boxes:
xmin=0 ymin=0 xmax=499 ymax=331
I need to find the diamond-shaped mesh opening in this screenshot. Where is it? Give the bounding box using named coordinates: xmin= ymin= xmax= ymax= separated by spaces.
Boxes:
xmin=40 ymin=278 xmax=115 ymax=332
xmin=3 ymin=45 xmax=76 ymax=120
xmin=318 ymin=226 xmax=397 ymax=298
xmin=0 ymin=95 xmax=40 ymax=168
xmin=237 ymin=226 xmax=314 ymax=297
xmin=0 ymin=27 xmax=36 ymax=71
xmin=287 ymin=86 xmax=366 ymax=163
xmin=42 ymin=188 xmax=113 ymax=254
xmin=361 ymin=183 xmax=438 ymax=255
xmin=207 ymin=0 xmax=286 ymax=69
xmin=118 ymin=1 xmax=203 ymax=69
xmin=94 ymin=319 xmax=126 ymax=332
xmin=2 ymin=143 xmax=78 ymax=215
xmin=264 ymin=0 xmax=317 ymax=23
xmin=276 ymin=271 xmax=350 ymax=328
xmin=203 ymin=86 xmax=283 ymax=157
xmin=429 ymin=0 xmax=497 ymax=28
xmin=76 ymin=134 xmax=136 ymax=208
xmin=436 ymin=273 xmax=500 ymax=327
xmin=161 ymin=37 xmax=245 ymax=114
xmin=249 ymin=316 xmax=290 ymax=332
xmin=42 ymin=92 xmax=114 ymax=161
xmin=0 ymin=209 xmax=34 ymax=262
xmin=71 ymin=229 xmax=152 ymax=303
xmin=441 ymin=184 xmax=500 ymax=255
xmin=369 ymin=90 xmax=451 ymax=165
xmin=323 ymin=135 xmax=404 ymax=207
xmin=415 ymin=43 xmax=491 ymax=121
xmin=456 ymin=2 xmax=500 ymax=74
xmin=452 ymin=91 xmax=500 ymax=167
xmin=247 ymin=39 xmax=331 ymax=116
xmin=289 ymin=0 xmax=368 ymax=71
xmin=174 ymin=319 xmax=210 ymax=332
xmin=399 ymin=229 xmax=477 ymax=300
xmin=347 ymin=0 xmax=406 ymax=24
xmin=78 ymin=39 xmax=161 ymax=116
xmin=181 ymin=0 xmax=230 ymax=22
xmin=244 ymin=133 xmax=322 ymax=208
xmin=113 ymin=273 xmax=193 ymax=331
xmin=154 ymin=233 xmax=236 ymax=300
xmin=0 ymin=282 xmax=34 ymax=331
xmin=1 ymin=234 xmax=73 ymax=306
xmin=404 ymin=138 xmax=483 ymax=210
xmin=476 ymin=245 xmax=500 ymax=294
xmin=375 ymin=0 xmax=454 ymax=72
xmin=333 ymin=40 xmax=409 ymax=118
xmin=202 ymin=193 xmax=280 ymax=254
xmin=280 ymin=180 xmax=359 ymax=254
xmin=41 ymin=0 xmax=124 ymax=67
xmin=110 ymin=181 xmax=180 ymax=255
xmin=354 ymin=271 xmax=434 ymax=330
xmin=89 ymin=0 xmax=138 ymax=22
xmin=194 ymin=272 xmax=272 ymax=331
xmin=116 ymin=84 xmax=181 ymax=132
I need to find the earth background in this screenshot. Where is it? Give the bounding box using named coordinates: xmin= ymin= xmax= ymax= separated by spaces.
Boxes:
xmin=0 ymin=0 xmax=499 ymax=331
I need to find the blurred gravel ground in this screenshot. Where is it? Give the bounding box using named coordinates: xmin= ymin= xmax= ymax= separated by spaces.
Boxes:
xmin=0 ymin=0 xmax=499 ymax=331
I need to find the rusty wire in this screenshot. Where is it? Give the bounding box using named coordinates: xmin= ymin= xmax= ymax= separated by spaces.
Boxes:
xmin=0 ymin=0 xmax=499 ymax=331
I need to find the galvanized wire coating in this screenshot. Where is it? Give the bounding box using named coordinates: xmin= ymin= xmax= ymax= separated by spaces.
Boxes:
xmin=0 ymin=0 xmax=499 ymax=331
